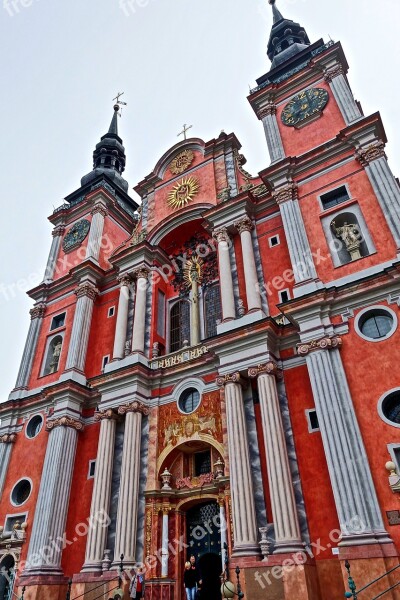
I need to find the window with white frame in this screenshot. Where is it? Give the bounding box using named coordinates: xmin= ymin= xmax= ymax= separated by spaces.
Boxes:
xmin=88 ymin=460 xmax=96 ymax=479
xmin=306 ymin=409 xmax=320 ymax=432
xmin=204 ymin=284 xmax=222 ymax=338
xmin=279 ymin=289 xmax=291 ymax=303
xmin=170 ymin=299 xmax=191 ymax=352
xmin=269 ymin=235 xmax=280 ymax=248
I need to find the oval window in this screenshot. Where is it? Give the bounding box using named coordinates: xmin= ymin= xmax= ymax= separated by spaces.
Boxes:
xmin=178 ymin=389 xmax=201 ymax=414
xmin=11 ymin=479 xmax=32 ymax=506
xmin=355 ymin=307 xmax=397 ymax=342
xmin=26 ymin=415 xmax=43 ymax=439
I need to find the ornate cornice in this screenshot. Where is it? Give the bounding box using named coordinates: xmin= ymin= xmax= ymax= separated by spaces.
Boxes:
xmin=324 ymin=65 xmax=344 ymax=83
xmin=234 ymin=216 xmax=254 ymax=235
xmin=133 ymin=267 xmax=150 ymax=281
xmin=213 ymin=227 xmax=231 ymax=244
xmin=75 ymin=281 xmax=99 ymax=301
xmin=30 ymin=303 xmax=46 ymax=320
xmin=356 ymin=141 xmax=386 ymax=167
xmin=91 ymin=204 xmax=108 ymax=218
xmin=216 ymin=372 xmax=245 ymax=387
xmin=94 ymin=409 xmax=117 ymax=422
xmin=52 ymin=225 xmax=66 ymax=238
xmin=118 ymin=274 xmax=132 ymax=287
xmin=248 ymin=361 xmax=283 ymax=379
xmin=257 ymin=103 xmax=277 ymax=119
xmin=297 ymin=336 xmax=343 ymax=356
xmin=118 ymin=401 xmax=150 ymax=416
xmin=272 ymin=183 xmax=298 ymax=205
xmin=0 ymin=433 xmax=17 ymax=444
xmin=46 ymin=416 xmax=84 ymax=432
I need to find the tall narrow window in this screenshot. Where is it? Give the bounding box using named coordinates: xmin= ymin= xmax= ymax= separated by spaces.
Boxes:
xmin=157 ymin=290 xmax=166 ymax=337
xmin=204 ymin=284 xmax=222 ymax=338
xmin=170 ymin=300 xmax=190 ymax=352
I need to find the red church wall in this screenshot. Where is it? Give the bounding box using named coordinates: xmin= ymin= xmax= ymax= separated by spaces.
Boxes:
xmin=98 ymin=217 xmax=131 ymax=271
xmin=85 ymin=289 xmax=120 ymax=378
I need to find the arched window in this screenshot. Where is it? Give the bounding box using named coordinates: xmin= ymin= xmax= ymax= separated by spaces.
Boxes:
xmin=170 ymin=300 xmax=190 ymax=353
xmin=42 ymin=335 xmax=63 ymax=376
xmin=204 ymin=284 xmax=222 ymax=338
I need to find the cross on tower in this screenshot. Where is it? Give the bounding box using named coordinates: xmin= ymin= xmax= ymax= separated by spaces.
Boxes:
xmin=177 ymin=124 xmax=193 ymax=140
xmin=113 ymin=92 xmax=127 ymax=107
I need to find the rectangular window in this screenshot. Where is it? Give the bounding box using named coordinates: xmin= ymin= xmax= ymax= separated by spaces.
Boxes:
xmin=306 ymin=409 xmax=320 ymax=432
xmin=269 ymin=235 xmax=280 ymax=247
xmin=157 ymin=291 xmax=166 ymax=337
xmin=204 ymin=284 xmax=222 ymax=338
xmin=320 ymin=185 xmax=350 ymax=210
xmin=50 ymin=312 xmax=66 ymax=331
xmin=108 ymin=306 xmax=115 ymax=318
xmin=102 ymin=355 xmax=110 ymax=370
xmin=279 ymin=289 xmax=290 ymax=303
xmin=170 ymin=300 xmax=190 ymax=353
xmin=88 ymin=460 xmax=96 ymax=479
xmin=194 ymin=451 xmax=211 ymax=476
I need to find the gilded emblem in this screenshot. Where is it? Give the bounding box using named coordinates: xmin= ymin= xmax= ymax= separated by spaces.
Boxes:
xmin=170 ymin=150 xmax=194 ymax=175
xmin=183 ymin=255 xmax=204 ymax=288
xmin=167 ymin=176 xmax=200 ymax=210
xmin=281 ymin=88 xmax=329 ymax=127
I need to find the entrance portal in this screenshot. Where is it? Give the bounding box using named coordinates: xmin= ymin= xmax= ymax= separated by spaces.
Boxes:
xmin=198 ymin=553 xmax=222 ymax=600
xmin=0 ymin=555 xmax=15 ymax=600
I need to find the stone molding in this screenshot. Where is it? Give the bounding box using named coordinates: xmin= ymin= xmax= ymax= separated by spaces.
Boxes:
xmin=213 ymin=227 xmax=231 ymax=244
xmin=91 ymin=204 xmax=108 ymax=218
xmin=297 ymin=335 xmax=343 ymax=356
xmin=118 ymin=274 xmax=132 ymax=287
xmin=0 ymin=433 xmax=17 ymax=444
xmin=272 ymin=183 xmax=298 ymax=205
xmin=133 ymin=267 xmax=150 ymax=280
xmin=45 ymin=416 xmax=84 ymax=432
xmin=234 ymin=216 xmax=254 ymax=235
xmin=30 ymin=304 xmax=46 ymax=320
xmin=118 ymin=401 xmax=150 ymax=417
xmin=94 ymin=409 xmax=117 ymax=422
xmin=248 ymin=361 xmax=283 ymax=379
xmin=324 ymin=65 xmax=345 ymax=83
xmin=52 ymin=225 xmax=66 ymax=238
xmin=356 ymin=141 xmax=387 ymax=167
xmin=257 ymin=103 xmax=277 ymax=119
xmin=75 ymin=281 xmax=99 ymax=301
xmin=216 ymin=372 xmax=245 ymax=387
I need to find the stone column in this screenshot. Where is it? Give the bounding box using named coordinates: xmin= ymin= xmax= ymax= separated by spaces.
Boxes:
xmin=113 ymin=275 xmax=132 ymax=359
xmin=234 ymin=217 xmax=262 ymax=313
xmin=356 ymin=142 xmax=400 ymax=248
xmin=217 ymin=373 xmax=259 ymax=557
xmin=65 ymin=281 xmax=99 ymax=371
xmin=274 ymin=184 xmax=318 ymax=283
xmin=86 ymin=202 xmax=108 ymax=261
xmin=131 ymin=268 xmax=149 ymax=354
xmin=15 ymin=303 xmax=46 ymax=389
xmin=161 ymin=506 xmax=170 ymax=578
xmin=24 ymin=417 xmax=83 ymax=575
xmin=0 ymin=434 xmax=17 ymax=500
xmin=82 ymin=410 xmax=117 ymax=572
xmin=325 ymin=67 xmax=361 ymax=125
xmin=213 ymin=228 xmax=236 ymax=321
xmin=113 ymin=402 xmax=149 ymax=567
xmin=219 ymin=496 xmax=228 ymax=571
xmin=258 ymin=104 xmax=285 ymax=163
xmin=248 ymin=363 xmax=303 ymax=553
xmin=43 ymin=225 xmax=65 ymax=283
xmin=299 ymin=336 xmax=392 ymax=546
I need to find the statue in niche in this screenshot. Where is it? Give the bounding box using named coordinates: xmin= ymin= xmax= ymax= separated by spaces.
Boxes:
xmin=331 ymin=220 xmax=362 ymax=261
xmin=49 ymin=340 xmax=62 ymax=373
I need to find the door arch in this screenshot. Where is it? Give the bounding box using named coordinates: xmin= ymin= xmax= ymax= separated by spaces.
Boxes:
xmin=0 ymin=555 xmax=15 ymax=600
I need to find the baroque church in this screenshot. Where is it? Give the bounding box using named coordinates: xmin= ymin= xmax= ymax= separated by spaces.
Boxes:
xmin=1 ymin=1 xmax=400 ymax=599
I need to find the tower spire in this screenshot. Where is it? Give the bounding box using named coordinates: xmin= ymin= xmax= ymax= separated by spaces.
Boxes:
xmin=108 ymin=104 xmax=119 ymax=136
xmin=267 ymin=0 xmax=311 ymax=69
xmin=268 ymin=0 xmax=284 ymax=24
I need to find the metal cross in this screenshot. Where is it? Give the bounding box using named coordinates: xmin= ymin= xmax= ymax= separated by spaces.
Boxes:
xmin=177 ymin=124 xmax=193 ymax=140
xmin=113 ymin=92 xmax=127 ymax=107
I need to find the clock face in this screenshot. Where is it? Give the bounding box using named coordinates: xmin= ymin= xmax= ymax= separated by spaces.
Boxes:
xmin=281 ymin=88 xmax=329 ymax=127
xmin=62 ymin=219 xmax=91 ymax=253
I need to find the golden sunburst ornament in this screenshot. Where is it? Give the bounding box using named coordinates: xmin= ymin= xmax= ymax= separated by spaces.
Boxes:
xmin=183 ymin=255 xmax=204 ymax=287
xmin=167 ymin=176 xmax=200 ymax=210
xmin=170 ymin=150 xmax=194 ymax=175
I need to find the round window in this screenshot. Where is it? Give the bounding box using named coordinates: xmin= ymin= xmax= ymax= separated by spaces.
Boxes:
xmin=178 ymin=389 xmax=201 ymax=414
xmin=381 ymin=391 xmax=400 ymax=426
xmin=11 ymin=479 xmax=32 ymax=506
xmin=355 ymin=307 xmax=397 ymax=342
xmin=26 ymin=415 xmax=43 ymax=439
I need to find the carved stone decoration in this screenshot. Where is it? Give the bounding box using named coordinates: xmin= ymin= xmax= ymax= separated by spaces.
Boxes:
xmin=214 ymin=457 xmax=225 ymax=479
xmin=52 ymin=225 xmax=66 ymax=238
xmin=216 ymin=372 xmax=244 ymax=387
xmin=118 ymin=274 xmax=132 ymax=287
xmin=152 ymin=342 xmax=160 ymax=358
xmin=213 ymin=227 xmax=231 ymax=244
xmin=252 ymin=183 xmax=268 ymax=198
xmin=217 ymin=186 xmax=232 ymax=202
xmin=356 ymin=141 xmax=387 ymax=167
xmin=273 ymin=183 xmax=298 ymax=205
xmin=160 ymin=467 xmax=173 ymax=490
xmin=234 ymin=216 xmax=254 ymax=235
xmin=257 ymin=103 xmax=278 ymax=119
xmin=45 ymin=416 xmax=84 ymax=432
xmin=91 ymin=204 xmax=108 ymax=218
xmin=102 ymin=548 xmax=112 ymax=572
xmin=133 ymin=267 xmax=150 ymax=281
xmin=176 ymin=472 xmax=215 ymax=490
xmin=94 ymin=409 xmax=116 ymax=422
xmin=248 ymin=362 xmax=283 ymax=380
xmin=30 ymin=304 xmax=46 ymax=320
xmin=169 ymin=149 xmax=195 ymax=175
xmin=324 ymin=65 xmax=345 ymax=83
xmin=75 ymin=281 xmax=99 ymax=301
xmin=237 ymin=299 xmax=246 ymax=318
xmin=386 ymin=461 xmax=400 ymax=494
xmin=234 ymin=148 xmax=254 ymax=183
xmin=130 ymin=229 xmax=148 ymax=247
xmin=297 ymin=336 xmax=343 ymax=356
xmin=259 ymin=527 xmax=272 ymax=560
xmin=0 ymin=433 xmax=17 ymax=444
xmin=118 ymin=401 xmax=150 ymax=417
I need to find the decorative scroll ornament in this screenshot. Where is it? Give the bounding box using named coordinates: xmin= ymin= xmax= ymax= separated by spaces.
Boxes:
xmin=234 ymin=148 xmax=254 ymax=183
xmin=297 ymin=336 xmax=343 ymax=356
xmin=0 ymin=433 xmax=17 ymax=444
xmin=118 ymin=401 xmax=150 ymax=416
xmin=52 ymin=225 xmax=66 ymax=238
xmin=167 ymin=176 xmax=200 ymax=210
xmin=94 ymin=409 xmax=116 ymax=422
xmin=248 ymin=362 xmax=283 ymax=379
xmin=30 ymin=304 xmax=46 ymax=320
xmin=45 ymin=416 xmax=84 ymax=432
xmin=133 ymin=266 xmax=150 ymax=280
xmin=234 ymin=216 xmax=254 ymax=235
xmin=217 ymin=186 xmax=232 ymax=202
xmin=118 ymin=273 xmax=132 ymax=287
xmin=176 ymin=472 xmax=215 ymax=490
xmin=91 ymin=203 xmax=108 ymax=218
xmin=183 ymin=255 xmax=204 ymax=288
xmin=252 ymin=184 xmax=268 ymax=198
xmin=257 ymin=103 xmax=277 ymax=119
xmin=75 ymin=282 xmax=99 ymax=301
xmin=324 ymin=65 xmax=344 ymax=83
xmin=130 ymin=229 xmax=147 ymax=247
xmin=213 ymin=227 xmax=230 ymax=244
xmin=356 ymin=141 xmax=386 ymax=167
xmin=216 ymin=372 xmax=244 ymax=387
xmin=170 ymin=149 xmax=195 ymax=175
xmin=273 ymin=183 xmax=298 ymax=205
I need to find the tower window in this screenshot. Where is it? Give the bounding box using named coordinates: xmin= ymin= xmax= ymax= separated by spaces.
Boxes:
xmin=157 ymin=290 xmax=166 ymax=337
xmin=170 ymin=300 xmax=190 ymax=352
xmin=269 ymin=235 xmax=280 ymax=248
xmin=11 ymin=479 xmax=32 ymax=506
xmin=88 ymin=460 xmax=96 ymax=479
xmin=108 ymin=306 xmax=115 ymax=318
xmin=194 ymin=451 xmax=212 ymax=476
xmin=306 ymin=409 xmax=320 ymax=432
xmin=320 ymin=186 xmax=350 ymax=210
xmin=279 ymin=289 xmax=290 ymax=303
xmin=204 ymin=284 xmax=222 ymax=338
xmin=50 ymin=313 xmax=66 ymax=331
xmin=102 ymin=355 xmax=110 ymax=370
xmin=26 ymin=415 xmax=43 ymax=439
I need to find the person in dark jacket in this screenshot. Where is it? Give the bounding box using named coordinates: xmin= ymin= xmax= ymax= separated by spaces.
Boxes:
xmin=184 ymin=557 xmax=200 ymax=600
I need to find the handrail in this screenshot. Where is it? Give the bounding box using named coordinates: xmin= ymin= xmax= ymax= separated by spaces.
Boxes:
xmin=357 ymin=563 xmax=400 ymax=594
xmin=345 ymin=560 xmax=400 ymax=599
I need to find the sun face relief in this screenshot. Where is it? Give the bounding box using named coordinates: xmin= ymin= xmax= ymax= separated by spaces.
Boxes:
xmin=167 ymin=176 xmax=200 ymax=210
xmin=281 ymin=88 xmax=329 ymax=127
xmin=170 ymin=150 xmax=195 ymax=175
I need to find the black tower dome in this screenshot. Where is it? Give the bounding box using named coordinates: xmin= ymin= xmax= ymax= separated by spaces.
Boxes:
xmin=267 ymin=0 xmax=311 ymax=69
xmin=81 ymin=104 xmax=129 ymax=193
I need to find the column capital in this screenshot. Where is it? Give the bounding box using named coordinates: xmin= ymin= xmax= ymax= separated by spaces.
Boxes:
xmin=132 ymin=266 xmax=150 ymax=280
xmin=234 ymin=216 xmax=254 ymax=235
xmin=297 ymin=335 xmax=342 ymax=356
xmin=91 ymin=203 xmax=108 ymax=218
xmin=213 ymin=227 xmax=231 ymax=244
xmin=216 ymin=372 xmax=245 ymax=387
xmin=30 ymin=303 xmax=46 ymax=320
xmin=94 ymin=408 xmax=117 ymax=421
xmin=324 ymin=65 xmax=345 ymax=83
xmin=0 ymin=433 xmax=17 ymax=444
xmin=118 ymin=401 xmax=150 ymax=416
xmin=52 ymin=225 xmax=66 ymax=238
xmin=46 ymin=416 xmax=84 ymax=432
xmin=356 ymin=141 xmax=387 ymax=167
xmin=273 ymin=183 xmax=298 ymax=205
xmin=117 ymin=273 xmax=132 ymax=287
xmin=75 ymin=281 xmax=99 ymax=301
xmin=257 ymin=103 xmax=277 ymax=119
xmin=248 ymin=361 xmax=283 ymax=379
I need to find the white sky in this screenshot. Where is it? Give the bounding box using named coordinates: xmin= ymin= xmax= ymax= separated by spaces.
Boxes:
xmin=0 ymin=0 xmax=399 ymax=400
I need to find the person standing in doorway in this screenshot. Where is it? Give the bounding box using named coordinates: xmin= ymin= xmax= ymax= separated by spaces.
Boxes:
xmin=129 ymin=566 xmax=146 ymax=599
xmin=184 ymin=556 xmax=200 ymax=600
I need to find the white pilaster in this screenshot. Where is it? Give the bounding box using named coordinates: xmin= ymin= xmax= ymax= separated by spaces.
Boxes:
xmin=219 ymin=499 xmax=228 ymax=571
xmin=15 ymin=303 xmax=46 ymax=389
xmin=65 ymin=281 xmax=99 ymax=371
xmin=0 ymin=435 xmax=16 ymax=500
xmin=234 ymin=217 xmax=262 ymax=313
xmin=86 ymin=203 xmax=108 ymax=261
xmin=325 ymin=67 xmax=361 ymax=125
xmin=249 ymin=364 xmax=303 ymax=553
xmin=43 ymin=225 xmax=65 ymax=283
xmin=259 ymin=104 xmax=285 ymax=163
xmin=161 ymin=508 xmax=169 ymax=578
xmin=131 ymin=268 xmax=149 ymax=354
xmin=217 ymin=373 xmax=259 ymax=557
xmin=113 ymin=275 xmax=131 ymax=359
xmin=213 ymin=228 xmax=236 ymax=321
xmin=82 ymin=411 xmax=116 ymax=572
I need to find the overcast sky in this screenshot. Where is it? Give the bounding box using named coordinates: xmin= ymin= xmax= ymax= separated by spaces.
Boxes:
xmin=0 ymin=0 xmax=399 ymax=401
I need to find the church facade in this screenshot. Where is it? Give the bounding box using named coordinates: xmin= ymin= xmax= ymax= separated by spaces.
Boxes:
xmin=1 ymin=2 xmax=400 ymax=599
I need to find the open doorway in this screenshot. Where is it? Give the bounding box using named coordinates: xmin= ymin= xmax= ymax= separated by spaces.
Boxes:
xmin=198 ymin=553 xmax=222 ymax=600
